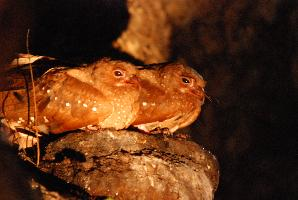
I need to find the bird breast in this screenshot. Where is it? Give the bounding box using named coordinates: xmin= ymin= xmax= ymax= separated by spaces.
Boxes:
xmin=98 ymin=88 xmax=140 ymax=130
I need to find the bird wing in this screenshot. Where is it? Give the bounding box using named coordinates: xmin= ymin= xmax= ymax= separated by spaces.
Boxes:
xmin=132 ymin=78 xmax=177 ymax=125
xmin=1 ymin=69 xmax=113 ymax=134
xmin=34 ymin=70 xmax=113 ymax=133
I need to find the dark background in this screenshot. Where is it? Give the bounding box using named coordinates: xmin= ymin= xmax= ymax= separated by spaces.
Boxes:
xmin=0 ymin=0 xmax=297 ymax=199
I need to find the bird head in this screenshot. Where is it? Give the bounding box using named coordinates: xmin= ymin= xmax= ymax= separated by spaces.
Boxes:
xmin=91 ymin=58 xmax=140 ymax=89
xmin=161 ymin=63 xmax=206 ymax=101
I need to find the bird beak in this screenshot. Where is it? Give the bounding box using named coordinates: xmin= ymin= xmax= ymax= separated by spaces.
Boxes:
xmin=124 ymin=75 xmax=140 ymax=85
xmin=191 ymin=87 xmax=205 ymax=101
xmin=191 ymin=80 xmax=206 ymax=100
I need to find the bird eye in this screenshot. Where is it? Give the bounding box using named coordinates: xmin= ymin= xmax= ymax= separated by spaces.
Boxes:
xmin=114 ymin=70 xmax=124 ymax=77
xmin=182 ymin=77 xmax=191 ymax=84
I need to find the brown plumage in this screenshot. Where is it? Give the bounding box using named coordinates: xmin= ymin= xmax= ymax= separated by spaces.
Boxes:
xmin=132 ymin=63 xmax=206 ymax=133
xmin=1 ymin=58 xmax=140 ymax=134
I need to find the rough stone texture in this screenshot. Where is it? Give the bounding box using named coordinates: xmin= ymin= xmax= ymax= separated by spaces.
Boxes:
xmin=113 ymin=0 xmax=172 ymax=64
xmin=113 ymin=0 xmax=220 ymax=64
xmin=39 ymin=130 xmax=219 ymax=199
xmin=113 ymin=0 xmax=282 ymax=65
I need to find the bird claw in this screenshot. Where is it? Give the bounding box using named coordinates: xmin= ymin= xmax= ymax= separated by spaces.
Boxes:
xmin=84 ymin=125 xmax=103 ymax=131
xmin=147 ymin=128 xmax=190 ymax=140
xmin=172 ymin=132 xmax=190 ymax=140
xmin=148 ymin=127 xmax=172 ymax=136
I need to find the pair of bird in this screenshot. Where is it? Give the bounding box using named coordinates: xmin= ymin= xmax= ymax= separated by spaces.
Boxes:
xmin=1 ymin=58 xmax=206 ymax=135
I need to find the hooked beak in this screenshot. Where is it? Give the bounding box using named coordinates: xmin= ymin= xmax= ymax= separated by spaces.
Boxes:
xmin=190 ymin=87 xmax=205 ymax=101
xmin=124 ymin=75 xmax=140 ymax=85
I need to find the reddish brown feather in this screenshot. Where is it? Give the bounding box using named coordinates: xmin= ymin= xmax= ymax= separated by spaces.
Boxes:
xmin=1 ymin=58 xmax=140 ymax=134
xmin=133 ymin=63 xmax=206 ymax=133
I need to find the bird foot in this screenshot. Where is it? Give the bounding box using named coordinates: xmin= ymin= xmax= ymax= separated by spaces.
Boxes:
xmin=146 ymin=129 xmax=190 ymax=140
xmin=148 ymin=127 xmax=173 ymax=136
xmin=172 ymin=132 xmax=191 ymax=140
xmin=84 ymin=125 xmax=103 ymax=131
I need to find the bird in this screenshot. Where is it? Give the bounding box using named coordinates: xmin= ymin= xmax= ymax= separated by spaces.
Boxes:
xmin=1 ymin=58 xmax=140 ymax=134
xmin=132 ymin=62 xmax=206 ymax=134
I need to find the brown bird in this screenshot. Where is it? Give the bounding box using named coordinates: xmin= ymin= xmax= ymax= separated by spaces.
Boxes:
xmin=132 ymin=62 xmax=206 ymax=133
xmin=1 ymin=58 xmax=140 ymax=134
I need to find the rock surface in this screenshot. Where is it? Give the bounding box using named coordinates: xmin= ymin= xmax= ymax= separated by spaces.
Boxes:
xmin=39 ymin=130 xmax=219 ymax=199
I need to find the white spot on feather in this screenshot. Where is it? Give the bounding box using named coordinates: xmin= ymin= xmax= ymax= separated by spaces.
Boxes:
xmin=43 ymin=116 xmax=49 ymax=123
